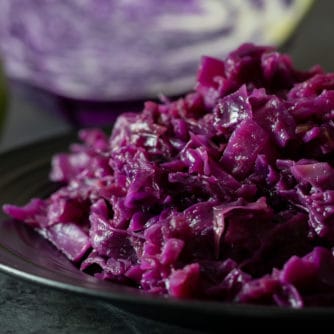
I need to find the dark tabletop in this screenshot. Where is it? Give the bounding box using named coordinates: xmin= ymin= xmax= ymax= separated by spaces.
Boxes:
xmin=1 ymin=1 xmax=334 ymax=333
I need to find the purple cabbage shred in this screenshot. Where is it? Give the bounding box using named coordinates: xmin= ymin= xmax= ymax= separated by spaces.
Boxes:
xmin=5 ymin=43 xmax=334 ymax=307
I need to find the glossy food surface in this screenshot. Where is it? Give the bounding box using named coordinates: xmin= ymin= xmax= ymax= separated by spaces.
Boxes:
xmin=5 ymin=44 xmax=334 ymax=307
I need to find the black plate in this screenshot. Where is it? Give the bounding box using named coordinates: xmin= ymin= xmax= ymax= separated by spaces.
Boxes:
xmin=0 ymin=134 xmax=333 ymax=330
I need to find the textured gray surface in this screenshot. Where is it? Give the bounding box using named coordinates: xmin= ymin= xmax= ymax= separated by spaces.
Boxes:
xmin=0 ymin=274 xmax=200 ymax=334
xmin=1 ymin=1 xmax=334 ymax=333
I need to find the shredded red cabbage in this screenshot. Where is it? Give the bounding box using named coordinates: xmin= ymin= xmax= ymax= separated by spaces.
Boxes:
xmin=5 ymin=43 xmax=334 ymax=307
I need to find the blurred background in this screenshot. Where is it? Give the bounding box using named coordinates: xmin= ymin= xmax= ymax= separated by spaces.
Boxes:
xmin=2 ymin=1 xmax=334 ymax=333
xmin=0 ymin=0 xmax=325 ymax=152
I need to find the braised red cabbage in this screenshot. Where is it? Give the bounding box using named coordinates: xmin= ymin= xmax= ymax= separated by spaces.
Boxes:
xmin=5 ymin=43 xmax=334 ymax=307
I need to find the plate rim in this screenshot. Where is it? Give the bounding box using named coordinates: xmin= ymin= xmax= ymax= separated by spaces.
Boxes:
xmin=1 ymin=134 xmax=334 ymax=322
